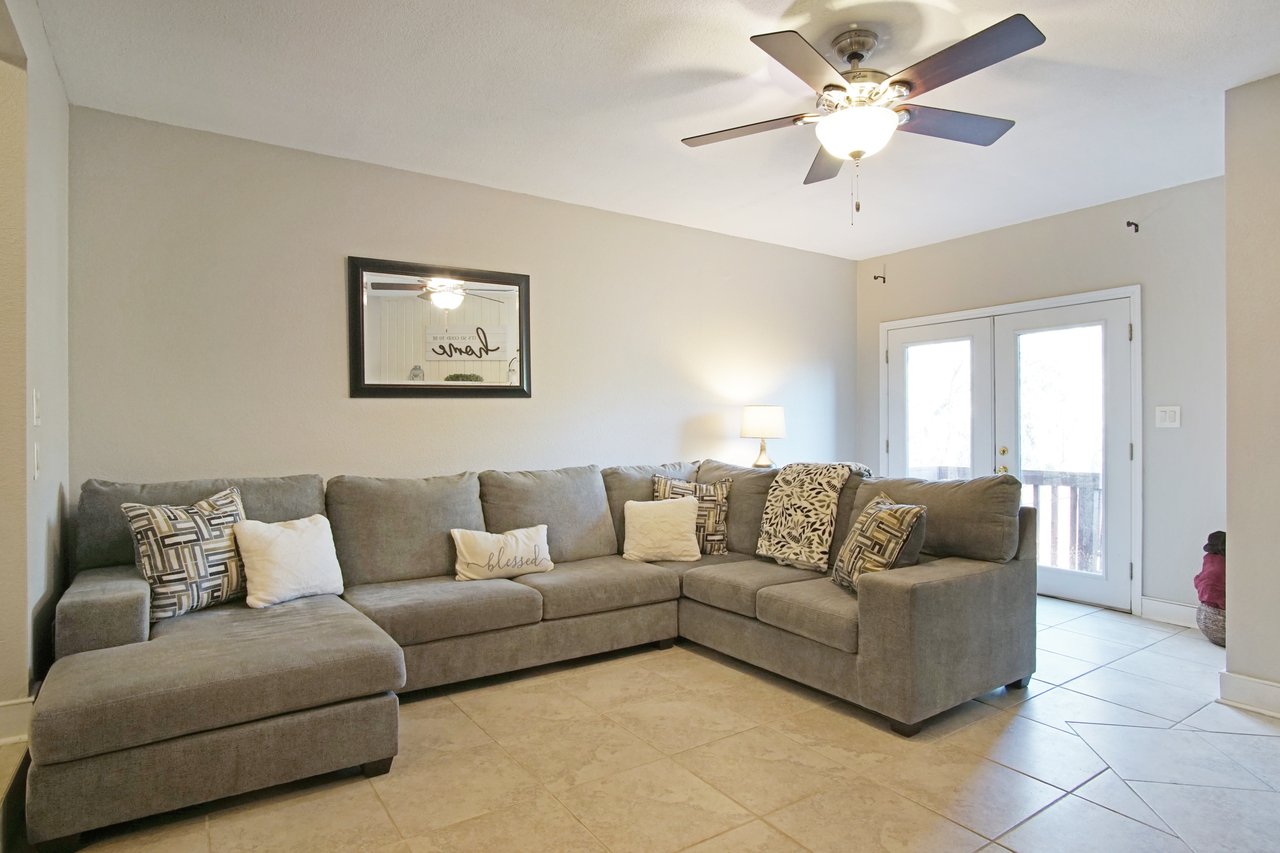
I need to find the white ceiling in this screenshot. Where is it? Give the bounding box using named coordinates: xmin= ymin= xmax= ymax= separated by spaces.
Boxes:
xmin=36 ymin=0 xmax=1280 ymax=260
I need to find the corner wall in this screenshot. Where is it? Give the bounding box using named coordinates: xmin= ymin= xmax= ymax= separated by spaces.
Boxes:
xmin=855 ymin=179 xmax=1227 ymax=610
xmin=0 ymin=28 xmax=27 ymax=716
xmin=1223 ymin=72 xmax=1280 ymax=715
xmin=10 ymin=0 xmax=69 ymax=691
xmin=68 ymin=110 xmax=858 ymax=491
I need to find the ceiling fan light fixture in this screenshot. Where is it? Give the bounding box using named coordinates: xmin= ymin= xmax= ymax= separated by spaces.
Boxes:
xmin=422 ymin=278 xmax=466 ymax=310
xmin=815 ymin=105 xmax=898 ymax=160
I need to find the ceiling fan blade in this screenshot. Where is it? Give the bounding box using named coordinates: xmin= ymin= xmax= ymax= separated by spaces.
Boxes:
xmin=895 ymin=105 xmax=1014 ymax=145
xmin=682 ymin=114 xmax=812 ymax=147
xmin=886 ymin=14 xmax=1045 ymax=101
xmin=465 ymin=292 xmax=504 ymax=305
xmin=368 ymin=282 xmax=424 ymax=291
xmin=803 ymin=147 xmax=844 ymax=184
xmin=750 ymin=31 xmax=848 ymax=94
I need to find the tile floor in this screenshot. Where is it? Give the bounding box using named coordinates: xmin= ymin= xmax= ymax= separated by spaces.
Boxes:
xmin=70 ymin=596 xmax=1279 ymax=852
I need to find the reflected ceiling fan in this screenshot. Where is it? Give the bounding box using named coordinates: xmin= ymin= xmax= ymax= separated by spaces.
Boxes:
xmin=367 ymin=275 xmax=505 ymax=310
xmin=682 ymin=14 xmax=1045 ymax=184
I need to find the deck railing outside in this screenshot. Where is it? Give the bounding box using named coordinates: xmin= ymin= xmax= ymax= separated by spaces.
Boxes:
xmin=904 ymin=466 xmax=1103 ymax=574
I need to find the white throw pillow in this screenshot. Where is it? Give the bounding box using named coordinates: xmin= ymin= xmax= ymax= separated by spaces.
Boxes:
xmin=452 ymin=524 xmax=554 ymax=581
xmin=233 ymin=515 xmax=345 ymax=608
xmin=623 ymin=496 xmax=701 ymax=562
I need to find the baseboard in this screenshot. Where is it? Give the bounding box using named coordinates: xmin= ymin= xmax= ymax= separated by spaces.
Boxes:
xmin=1138 ymin=597 xmax=1198 ymax=629
xmin=1220 ymin=671 xmax=1280 ymax=718
xmin=0 ymin=699 xmax=30 ymax=745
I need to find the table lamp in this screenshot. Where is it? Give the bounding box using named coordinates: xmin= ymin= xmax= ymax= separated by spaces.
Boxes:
xmin=741 ymin=405 xmax=785 ymax=468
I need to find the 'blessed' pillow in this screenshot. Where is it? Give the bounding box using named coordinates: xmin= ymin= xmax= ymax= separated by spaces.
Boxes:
xmin=233 ymin=514 xmax=345 ymax=608
xmin=452 ymin=524 xmax=555 ymax=581
xmin=623 ymin=496 xmax=701 ymax=562
xmin=121 ymin=487 xmax=246 ymax=620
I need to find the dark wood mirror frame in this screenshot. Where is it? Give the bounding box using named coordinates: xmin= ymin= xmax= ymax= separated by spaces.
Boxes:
xmin=347 ymin=256 xmax=531 ymax=398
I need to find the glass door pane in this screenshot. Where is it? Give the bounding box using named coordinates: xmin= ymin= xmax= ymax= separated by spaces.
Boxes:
xmin=906 ymin=340 xmax=973 ymax=479
xmin=885 ymin=318 xmax=993 ymax=482
xmin=1016 ymin=325 xmax=1105 ymax=573
xmin=994 ymin=298 xmax=1132 ymax=610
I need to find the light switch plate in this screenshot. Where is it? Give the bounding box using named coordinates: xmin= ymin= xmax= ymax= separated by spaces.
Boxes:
xmin=1155 ymin=406 xmax=1181 ymax=428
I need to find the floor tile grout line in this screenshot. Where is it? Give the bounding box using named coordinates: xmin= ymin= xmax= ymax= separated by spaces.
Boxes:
xmin=1062 ymin=671 xmax=1220 ymax=721
xmin=1067 ymin=767 xmax=1180 ymax=838
xmin=1065 ymin=719 xmax=1276 ymax=794
xmin=1042 ymin=684 xmax=1193 ymax=726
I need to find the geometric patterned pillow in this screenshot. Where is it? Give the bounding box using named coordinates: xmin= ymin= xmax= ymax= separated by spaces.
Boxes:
xmin=653 ymin=476 xmax=731 ymax=555
xmin=831 ymin=493 xmax=926 ymax=593
xmin=121 ymin=487 xmax=247 ymax=620
xmin=756 ymin=463 xmax=853 ymax=570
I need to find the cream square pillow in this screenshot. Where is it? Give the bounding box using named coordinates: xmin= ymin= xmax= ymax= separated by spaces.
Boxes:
xmin=233 ymin=514 xmax=345 ymax=608
xmin=623 ymin=496 xmax=701 ymax=562
xmin=452 ymin=524 xmax=554 ymax=580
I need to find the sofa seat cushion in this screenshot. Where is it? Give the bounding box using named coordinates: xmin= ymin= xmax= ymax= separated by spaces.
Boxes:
xmin=681 ymin=559 xmax=816 ymax=617
xmin=344 ymin=577 xmax=543 ymax=645
xmin=513 ymin=556 xmax=678 ymax=619
xmin=646 ymin=553 xmax=757 ymax=590
xmin=756 ymin=578 xmax=860 ymax=653
xmin=30 ymin=595 xmax=405 ymax=766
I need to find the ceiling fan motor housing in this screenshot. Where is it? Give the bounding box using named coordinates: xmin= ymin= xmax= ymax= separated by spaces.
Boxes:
xmin=833 ymin=28 xmax=879 ymax=65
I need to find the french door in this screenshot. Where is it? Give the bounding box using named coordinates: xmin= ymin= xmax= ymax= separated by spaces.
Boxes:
xmin=885 ymin=296 xmax=1134 ymax=610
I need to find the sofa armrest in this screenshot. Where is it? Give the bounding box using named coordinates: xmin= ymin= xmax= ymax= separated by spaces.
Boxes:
xmin=855 ymin=513 xmax=1037 ymax=726
xmin=55 ymin=567 xmax=151 ymax=659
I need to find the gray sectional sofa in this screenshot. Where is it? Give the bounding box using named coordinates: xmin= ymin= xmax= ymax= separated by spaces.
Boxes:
xmin=26 ymin=460 xmax=1035 ymax=849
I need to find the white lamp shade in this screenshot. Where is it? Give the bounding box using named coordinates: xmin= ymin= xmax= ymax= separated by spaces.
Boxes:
xmin=741 ymin=405 xmax=786 ymax=439
xmin=815 ymin=106 xmax=898 ymax=160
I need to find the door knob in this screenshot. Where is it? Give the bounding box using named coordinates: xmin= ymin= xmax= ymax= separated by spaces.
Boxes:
xmin=998 ymin=446 xmax=1009 ymax=456
xmin=996 ymin=465 xmax=1009 ymax=474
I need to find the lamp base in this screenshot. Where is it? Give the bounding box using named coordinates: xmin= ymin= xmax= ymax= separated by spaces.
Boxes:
xmin=751 ymin=438 xmax=774 ymax=468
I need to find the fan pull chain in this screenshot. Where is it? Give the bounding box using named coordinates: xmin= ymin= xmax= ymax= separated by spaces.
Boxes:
xmin=850 ymin=158 xmax=862 ymax=224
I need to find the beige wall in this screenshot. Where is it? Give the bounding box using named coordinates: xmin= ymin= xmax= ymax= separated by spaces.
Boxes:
xmin=1224 ymin=72 xmax=1280 ymax=709
xmin=0 ymin=54 xmax=27 ymax=704
xmin=11 ymin=0 xmax=69 ymax=678
xmin=68 ymin=109 xmax=858 ymax=491
xmin=855 ymin=179 xmax=1227 ymax=607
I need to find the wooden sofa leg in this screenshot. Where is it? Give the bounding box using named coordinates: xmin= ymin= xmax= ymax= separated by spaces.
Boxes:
xmin=361 ymin=757 xmax=394 ymax=778
xmin=889 ymin=720 xmax=923 ymax=738
xmin=1006 ymin=676 xmax=1032 ymax=690
xmin=35 ymin=834 xmax=82 ymax=853
xmin=655 ymin=638 xmax=675 ymax=650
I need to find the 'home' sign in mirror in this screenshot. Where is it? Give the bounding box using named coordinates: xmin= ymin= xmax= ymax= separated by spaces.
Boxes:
xmin=347 ymin=256 xmax=531 ymax=397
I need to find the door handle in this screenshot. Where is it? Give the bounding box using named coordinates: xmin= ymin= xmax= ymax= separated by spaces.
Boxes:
xmin=996 ymin=465 xmax=1009 ymax=474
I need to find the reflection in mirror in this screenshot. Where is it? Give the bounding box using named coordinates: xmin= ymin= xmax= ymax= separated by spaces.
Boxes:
xmin=347 ymin=258 xmax=530 ymax=397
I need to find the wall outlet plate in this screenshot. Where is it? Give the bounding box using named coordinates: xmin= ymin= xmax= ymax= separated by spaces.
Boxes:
xmin=1155 ymin=405 xmax=1181 ymax=428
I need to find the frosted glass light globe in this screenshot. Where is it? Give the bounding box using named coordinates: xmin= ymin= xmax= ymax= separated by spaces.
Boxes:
xmin=815 ymin=106 xmax=899 ymax=160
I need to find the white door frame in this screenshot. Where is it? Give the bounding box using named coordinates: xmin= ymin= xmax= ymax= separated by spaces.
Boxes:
xmin=877 ymin=285 xmax=1144 ymax=615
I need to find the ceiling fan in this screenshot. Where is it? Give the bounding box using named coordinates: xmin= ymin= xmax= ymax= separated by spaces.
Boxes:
xmin=682 ymin=14 xmax=1045 ymax=184
xmin=367 ymin=275 xmax=506 ymax=310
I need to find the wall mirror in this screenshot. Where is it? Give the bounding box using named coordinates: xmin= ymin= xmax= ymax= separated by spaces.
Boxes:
xmin=348 ymin=256 xmax=531 ymax=397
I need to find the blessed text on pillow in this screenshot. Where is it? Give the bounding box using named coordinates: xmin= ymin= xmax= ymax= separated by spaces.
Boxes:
xmin=452 ymin=524 xmax=555 ymax=580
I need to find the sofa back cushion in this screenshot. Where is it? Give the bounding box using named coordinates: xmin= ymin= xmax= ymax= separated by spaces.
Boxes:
xmin=479 ymin=465 xmax=617 ymax=563
xmin=851 ymin=474 xmax=1022 ymax=562
xmin=326 ymin=474 xmax=485 ymax=584
xmin=601 ymin=461 xmax=699 ymax=551
xmin=695 ymin=460 xmax=779 ymax=555
xmin=76 ymin=475 xmax=325 ymax=573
